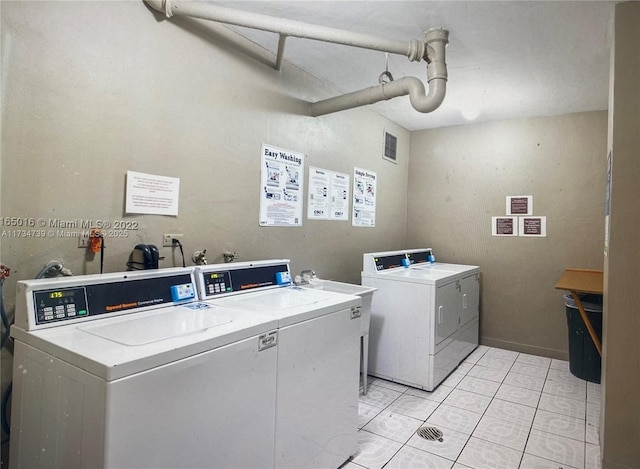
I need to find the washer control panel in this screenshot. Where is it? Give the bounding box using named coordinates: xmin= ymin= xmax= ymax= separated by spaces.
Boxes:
xmin=17 ymin=269 xmax=197 ymax=329
xmin=196 ymin=261 xmax=291 ymax=299
xmin=34 ymin=287 xmax=88 ymax=324
xmin=203 ymin=271 xmax=233 ymax=296
xmin=364 ymin=249 xmax=434 ymax=272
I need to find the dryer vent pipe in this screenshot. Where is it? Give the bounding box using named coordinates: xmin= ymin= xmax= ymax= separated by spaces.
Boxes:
xmin=144 ymin=0 xmax=449 ymax=116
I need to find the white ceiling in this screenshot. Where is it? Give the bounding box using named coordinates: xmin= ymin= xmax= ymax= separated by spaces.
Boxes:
xmin=211 ymin=1 xmax=614 ymax=131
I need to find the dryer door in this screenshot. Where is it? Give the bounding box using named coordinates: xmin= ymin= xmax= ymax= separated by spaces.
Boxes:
xmin=460 ymin=273 xmax=480 ymax=327
xmin=434 ymin=280 xmax=460 ymax=347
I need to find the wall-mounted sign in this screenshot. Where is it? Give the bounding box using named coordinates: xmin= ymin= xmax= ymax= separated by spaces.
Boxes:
xmin=492 ymin=217 xmax=518 ymax=236
xmin=125 ymin=171 xmax=180 ymax=216
xmin=519 ymin=216 xmax=547 ymax=237
xmin=307 ymin=166 xmax=350 ymax=221
xmin=259 ymin=144 xmax=304 ymax=226
xmin=352 ymin=167 xmax=377 ymax=227
xmin=506 ymin=195 xmax=533 ymax=216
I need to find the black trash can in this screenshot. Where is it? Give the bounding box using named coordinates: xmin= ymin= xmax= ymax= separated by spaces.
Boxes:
xmin=564 ymin=293 xmax=603 ymax=383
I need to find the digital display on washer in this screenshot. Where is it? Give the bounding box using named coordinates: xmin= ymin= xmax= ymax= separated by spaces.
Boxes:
xmin=202 ymin=271 xmax=233 ymax=296
xmin=374 ymin=255 xmax=407 ymax=270
xmin=410 ymin=250 xmax=432 ymax=264
xmin=34 ymin=287 xmax=89 ymax=324
xmin=48 ymin=290 xmax=76 ymax=299
xmin=373 ymin=250 xmax=433 ymax=270
xmin=33 ymin=273 xmax=194 ymax=325
xmin=202 ymin=264 xmax=289 ymax=297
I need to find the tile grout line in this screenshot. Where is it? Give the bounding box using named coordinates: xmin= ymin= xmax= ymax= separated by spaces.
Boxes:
xmin=357 ymin=347 xmax=599 ymax=469
xmin=450 ymin=351 xmax=561 ymax=467
xmin=517 ymin=355 xmax=551 ymax=469
xmin=458 ymin=349 xmax=529 ymax=468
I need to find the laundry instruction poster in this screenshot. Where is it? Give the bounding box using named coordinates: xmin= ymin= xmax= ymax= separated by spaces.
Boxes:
xmin=259 ymin=144 xmax=304 ymax=226
xmin=125 ymin=170 xmax=180 ymax=216
xmin=352 ymin=167 xmax=377 ymax=227
xmin=307 ymin=166 xmax=350 ymax=221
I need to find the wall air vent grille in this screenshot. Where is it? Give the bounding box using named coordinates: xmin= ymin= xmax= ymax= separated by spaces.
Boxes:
xmin=383 ymin=131 xmax=398 ymax=163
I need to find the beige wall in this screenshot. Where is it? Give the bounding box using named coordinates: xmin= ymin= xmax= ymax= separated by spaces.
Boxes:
xmin=2 ymin=2 xmax=637 ymax=468
xmin=601 ymin=2 xmax=640 ymax=468
xmin=0 ymin=0 xmax=409 ymax=291
xmin=0 ymin=2 xmax=410 ymax=458
xmin=407 ymin=112 xmax=607 ymax=358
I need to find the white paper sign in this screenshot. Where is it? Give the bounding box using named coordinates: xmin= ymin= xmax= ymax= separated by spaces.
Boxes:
xmin=492 ymin=216 xmax=518 ymax=236
xmin=307 ymin=167 xmax=350 ymax=221
xmin=259 ymin=144 xmax=304 ymax=226
xmin=518 ymin=216 xmax=547 ymax=237
xmin=506 ymin=195 xmax=533 ymax=216
xmin=125 ymin=171 xmax=180 ymax=216
xmin=307 ymin=166 xmax=330 ymax=220
xmin=352 ymin=167 xmax=377 ymax=227
xmin=330 ymin=171 xmax=350 ymax=221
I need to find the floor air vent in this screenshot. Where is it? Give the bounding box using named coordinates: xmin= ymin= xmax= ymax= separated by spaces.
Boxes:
xmin=417 ymin=426 xmax=443 ymax=442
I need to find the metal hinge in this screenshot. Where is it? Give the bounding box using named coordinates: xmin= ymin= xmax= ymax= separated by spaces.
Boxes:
xmin=350 ymin=306 xmax=362 ymax=319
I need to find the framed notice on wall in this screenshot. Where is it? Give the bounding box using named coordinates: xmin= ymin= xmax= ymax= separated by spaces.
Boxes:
xmin=492 ymin=217 xmax=518 ymax=236
xmin=519 ymin=216 xmax=547 ymax=237
xmin=506 ymin=195 xmax=533 ymax=216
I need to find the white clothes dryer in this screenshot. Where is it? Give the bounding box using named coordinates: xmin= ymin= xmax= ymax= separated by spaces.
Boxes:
xmin=361 ymin=249 xmax=479 ymax=391
xmin=195 ymin=260 xmax=362 ymax=469
xmin=9 ymin=268 xmax=279 ymax=469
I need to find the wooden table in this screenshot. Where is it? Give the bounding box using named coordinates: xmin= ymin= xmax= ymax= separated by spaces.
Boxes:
xmin=555 ymin=268 xmax=604 ymax=356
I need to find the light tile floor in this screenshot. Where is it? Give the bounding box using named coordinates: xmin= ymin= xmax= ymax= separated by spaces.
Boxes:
xmin=345 ymin=346 xmax=601 ymax=469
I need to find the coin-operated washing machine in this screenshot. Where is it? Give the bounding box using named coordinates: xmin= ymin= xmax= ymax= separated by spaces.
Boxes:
xmin=194 ymin=260 xmax=362 ymax=469
xmin=9 ymin=267 xmax=280 ymax=469
xmin=361 ymin=249 xmax=479 ymax=391
xmin=300 ymin=278 xmax=377 ymax=395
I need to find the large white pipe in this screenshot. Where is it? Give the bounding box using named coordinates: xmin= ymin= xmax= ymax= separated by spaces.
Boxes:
xmin=312 ymin=28 xmax=448 ymax=116
xmin=145 ymin=0 xmax=426 ymax=61
xmin=144 ymin=1 xmax=449 ymax=115
xmin=311 ymin=76 xmax=446 ymax=117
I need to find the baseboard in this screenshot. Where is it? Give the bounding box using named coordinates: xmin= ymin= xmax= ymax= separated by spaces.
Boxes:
xmin=481 ymin=337 xmax=569 ymax=361
xmin=601 ymin=457 xmax=636 ymax=469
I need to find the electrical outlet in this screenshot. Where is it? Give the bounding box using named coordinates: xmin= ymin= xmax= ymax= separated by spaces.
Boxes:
xmin=163 ymin=233 xmax=183 ymax=247
xmin=78 ymin=233 xmax=90 ymax=248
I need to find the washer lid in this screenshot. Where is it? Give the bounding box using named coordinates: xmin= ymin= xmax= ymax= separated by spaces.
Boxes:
xmin=213 ymin=286 xmax=360 ymax=327
xmin=231 ymin=288 xmax=328 ymax=309
xmin=79 ymin=304 xmax=232 ymax=346
xmin=362 ymin=267 xmax=459 ymax=285
xmin=11 ymin=302 xmax=279 ymax=381
xmin=414 ymin=263 xmax=479 ymax=274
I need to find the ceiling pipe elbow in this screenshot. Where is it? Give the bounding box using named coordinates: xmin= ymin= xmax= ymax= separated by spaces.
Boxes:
xmin=401 ymin=76 xmax=447 ymax=113
xmin=403 ymin=28 xmax=449 ymax=112
xmin=311 ymin=75 xmax=446 ymax=117
xmin=145 ymin=0 xmax=173 ymax=17
xmin=143 ymin=1 xmax=450 ymax=117
xmin=312 ymin=28 xmax=448 ymax=117
xmin=424 ymin=28 xmax=448 ymax=65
